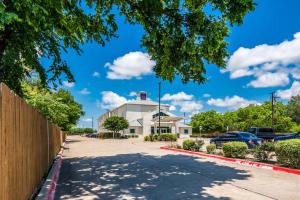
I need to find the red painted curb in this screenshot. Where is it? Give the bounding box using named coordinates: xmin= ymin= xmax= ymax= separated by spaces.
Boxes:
xmin=160 ymin=146 xmax=300 ymax=176
xmin=46 ymin=144 xmax=65 ymax=200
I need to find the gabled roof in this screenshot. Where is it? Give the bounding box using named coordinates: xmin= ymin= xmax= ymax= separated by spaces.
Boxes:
xmin=127 ymin=99 xmax=169 ymax=106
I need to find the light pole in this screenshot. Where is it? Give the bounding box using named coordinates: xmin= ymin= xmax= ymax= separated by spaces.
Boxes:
xmin=199 ymin=126 xmax=202 ymax=139
xmin=158 ymin=81 xmax=161 ymax=134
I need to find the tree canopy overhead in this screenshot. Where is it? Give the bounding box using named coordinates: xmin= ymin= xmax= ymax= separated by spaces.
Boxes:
xmin=0 ymin=0 xmax=255 ymax=95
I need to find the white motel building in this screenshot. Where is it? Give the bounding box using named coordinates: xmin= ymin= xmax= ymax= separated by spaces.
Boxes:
xmin=97 ymin=92 xmax=192 ymax=137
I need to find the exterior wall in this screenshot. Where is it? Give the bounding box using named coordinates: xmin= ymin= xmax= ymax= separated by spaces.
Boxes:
xmin=124 ymin=126 xmax=143 ymax=135
xmin=142 ymin=113 xmax=153 ymax=136
xmin=178 ymin=127 xmax=192 ymax=135
xmin=125 ymin=104 xmax=157 ymax=121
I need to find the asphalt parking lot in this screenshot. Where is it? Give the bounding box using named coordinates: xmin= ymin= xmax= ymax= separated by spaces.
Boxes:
xmin=55 ymin=135 xmax=300 ymax=200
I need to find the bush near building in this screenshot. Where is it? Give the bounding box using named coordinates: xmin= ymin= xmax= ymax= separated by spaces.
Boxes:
xmin=223 ymin=141 xmax=248 ymax=158
xmin=275 ymin=139 xmax=300 ymax=169
xmin=144 ymin=133 xmax=178 ymax=142
xmin=182 ymin=139 xmax=204 ymax=152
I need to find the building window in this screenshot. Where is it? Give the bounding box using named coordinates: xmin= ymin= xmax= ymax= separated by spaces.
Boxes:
xmin=184 ymin=129 xmax=189 ymax=134
xmin=130 ymin=129 xmax=135 ymax=134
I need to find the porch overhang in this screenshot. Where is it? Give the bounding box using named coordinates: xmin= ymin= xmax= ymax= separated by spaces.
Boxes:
xmin=152 ymin=116 xmax=182 ymax=122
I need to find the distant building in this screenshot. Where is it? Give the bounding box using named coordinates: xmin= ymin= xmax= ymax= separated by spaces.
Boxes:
xmin=97 ymin=92 xmax=192 ymax=137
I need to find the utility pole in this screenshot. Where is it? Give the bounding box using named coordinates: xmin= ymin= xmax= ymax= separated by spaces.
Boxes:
xmin=271 ymin=92 xmax=279 ymax=129
xmin=92 ymin=117 xmax=94 ymax=130
xmin=183 ymin=112 xmax=186 ymax=125
xmin=158 ymin=81 xmax=161 ymax=134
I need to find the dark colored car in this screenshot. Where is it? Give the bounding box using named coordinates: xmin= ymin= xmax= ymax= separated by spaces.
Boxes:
xmin=248 ymin=127 xmax=278 ymax=140
xmin=210 ymin=132 xmax=262 ymax=148
xmin=274 ymin=132 xmax=300 ymax=141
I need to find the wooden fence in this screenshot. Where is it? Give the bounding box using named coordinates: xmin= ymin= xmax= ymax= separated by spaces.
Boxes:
xmin=0 ymin=83 xmax=65 ymax=200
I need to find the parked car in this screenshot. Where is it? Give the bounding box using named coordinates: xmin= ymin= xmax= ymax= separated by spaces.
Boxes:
xmin=274 ymin=132 xmax=300 ymax=141
xmin=248 ymin=127 xmax=278 ymax=140
xmin=86 ymin=133 xmax=98 ymax=138
xmin=210 ymin=132 xmax=262 ymax=148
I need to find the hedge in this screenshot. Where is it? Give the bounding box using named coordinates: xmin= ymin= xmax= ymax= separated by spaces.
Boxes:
xmin=275 ymin=139 xmax=300 ymax=169
xmin=223 ymin=141 xmax=248 ymax=158
xmin=144 ymin=133 xmax=177 ymax=142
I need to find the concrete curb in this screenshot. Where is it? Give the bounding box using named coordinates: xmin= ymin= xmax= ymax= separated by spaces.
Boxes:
xmin=160 ymin=146 xmax=300 ymax=176
xmin=36 ymin=143 xmax=65 ymax=200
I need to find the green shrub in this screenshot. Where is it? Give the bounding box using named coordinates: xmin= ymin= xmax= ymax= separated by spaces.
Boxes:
xmin=160 ymin=133 xmax=177 ymax=141
xmin=144 ymin=136 xmax=150 ymax=141
xmin=275 ymin=139 xmax=300 ymax=169
xmin=182 ymin=139 xmax=204 ymax=152
xmin=153 ymin=133 xmax=160 ymax=141
xmin=253 ymin=142 xmax=275 ymax=161
xmin=168 ymin=143 xmax=182 ymax=149
xmin=206 ymin=144 xmax=216 ymax=154
xmin=99 ymin=132 xmax=121 ymax=139
xmin=183 ymin=139 xmax=195 ymax=150
xmin=223 ymin=142 xmax=248 ymax=158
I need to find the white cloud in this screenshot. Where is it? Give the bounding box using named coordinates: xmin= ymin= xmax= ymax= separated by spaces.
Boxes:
xmin=162 ymin=91 xmax=202 ymax=113
xmin=93 ymin=71 xmax=100 ymax=78
xmin=105 ymin=51 xmax=156 ymax=80
xmin=277 ymin=81 xmax=300 ymax=100
xmin=129 ymin=91 xmax=138 ymax=97
xmin=100 ymin=91 xmax=129 ymax=110
xmin=82 ymin=118 xmax=92 ymax=122
xmin=172 ymin=100 xmax=203 ymax=113
xmin=207 ymin=95 xmax=259 ymax=110
xmin=63 ymin=81 xmax=75 ymax=88
xmin=79 ymin=88 xmax=91 ymax=95
xmin=203 ymin=93 xmax=211 ymax=98
xmin=224 ymin=32 xmax=300 ymax=88
xmin=169 ymin=105 xmax=177 ymax=111
xmin=247 ymin=72 xmax=289 ymax=88
xmin=162 ymin=92 xmax=193 ymax=101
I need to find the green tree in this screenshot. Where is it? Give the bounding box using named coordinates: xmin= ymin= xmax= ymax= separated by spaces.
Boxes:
xmin=0 ymin=0 xmax=255 ymax=95
xmin=190 ymin=110 xmax=224 ymax=133
xmin=191 ymin=101 xmax=295 ymax=133
xmin=287 ymin=95 xmax=300 ymax=124
xmin=103 ymin=116 xmax=129 ymax=139
xmin=22 ymin=81 xmax=84 ymax=131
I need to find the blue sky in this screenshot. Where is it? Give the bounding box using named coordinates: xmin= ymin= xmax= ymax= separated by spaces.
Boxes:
xmin=54 ymin=0 xmax=300 ymax=128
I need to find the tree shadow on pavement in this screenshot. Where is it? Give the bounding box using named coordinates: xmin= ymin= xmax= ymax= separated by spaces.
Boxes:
xmin=55 ymin=153 xmax=250 ymax=200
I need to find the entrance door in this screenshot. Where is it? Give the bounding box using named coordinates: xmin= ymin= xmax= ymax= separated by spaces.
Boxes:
xmin=156 ymin=127 xmax=171 ymax=133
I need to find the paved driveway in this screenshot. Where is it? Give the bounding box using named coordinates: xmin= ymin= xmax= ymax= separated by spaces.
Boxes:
xmin=55 ymin=136 xmax=300 ymax=200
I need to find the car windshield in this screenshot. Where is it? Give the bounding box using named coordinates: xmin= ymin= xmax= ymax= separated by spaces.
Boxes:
xmin=239 ymin=133 xmax=257 ymax=138
xmin=259 ymin=128 xmax=274 ymax=133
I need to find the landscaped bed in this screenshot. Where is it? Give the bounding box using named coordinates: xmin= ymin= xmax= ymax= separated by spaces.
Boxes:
xmin=165 ymin=138 xmax=300 ymax=171
xmin=144 ymin=133 xmax=178 ymax=142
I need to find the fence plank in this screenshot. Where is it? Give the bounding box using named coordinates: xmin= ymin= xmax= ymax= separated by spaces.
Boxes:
xmin=0 ymin=83 xmax=65 ymax=200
